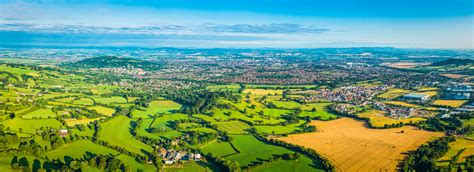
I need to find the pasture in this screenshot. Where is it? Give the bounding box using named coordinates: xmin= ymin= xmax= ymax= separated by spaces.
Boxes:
xmin=252 ymin=155 xmax=325 ymax=172
xmin=278 ymin=118 xmax=443 ymax=171
xmin=1 ymin=118 xmax=63 ymax=133
xmin=254 ymin=123 xmax=302 ymax=135
xmin=225 ymin=135 xmax=293 ymax=167
xmin=98 ymin=116 xmax=153 ymax=155
xmin=64 ymin=117 xmax=103 ymax=127
xmin=92 ymin=96 xmax=127 ymax=104
xmin=131 ymin=100 xmax=182 ymax=118
xmin=243 ymin=89 xmax=283 ymax=95
xmin=201 ymin=140 xmax=239 ymax=157
xmin=214 ymin=121 xmax=251 ymax=134
xmin=43 ymin=140 xmax=119 ymax=161
xmin=299 ymin=103 xmax=337 ymax=120
xmin=88 ymin=106 xmax=115 ymax=116
xmin=116 ymin=154 xmax=156 ymax=171
xmin=207 ymin=84 xmax=241 ymax=91
xmin=268 ymin=100 xmax=301 ymax=109
xmin=22 ymin=108 xmax=56 ymax=119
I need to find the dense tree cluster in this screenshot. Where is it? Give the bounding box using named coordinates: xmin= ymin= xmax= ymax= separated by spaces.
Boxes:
xmin=401 ymin=136 xmax=454 ymax=172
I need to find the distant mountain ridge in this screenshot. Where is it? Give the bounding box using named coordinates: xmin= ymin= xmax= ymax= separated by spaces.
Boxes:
xmin=431 ymin=58 xmax=474 ymax=66
xmin=64 ymin=56 xmax=161 ymax=70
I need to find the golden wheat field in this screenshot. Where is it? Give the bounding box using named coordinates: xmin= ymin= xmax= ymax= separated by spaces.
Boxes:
xmin=278 ymin=118 xmax=444 ymax=172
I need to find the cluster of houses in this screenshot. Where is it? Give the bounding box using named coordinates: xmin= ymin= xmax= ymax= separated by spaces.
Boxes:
xmin=158 ymin=148 xmax=202 ymax=165
xmin=303 ymin=86 xmax=387 ymax=105
xmin=373 ymin=102 xmax=431 ymax=119
xmin=441 ymin=101 xmax=474 ymax=118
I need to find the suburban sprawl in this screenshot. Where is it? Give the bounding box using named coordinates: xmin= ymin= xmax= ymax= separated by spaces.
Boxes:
xmin=0 ymin=47 xmax=472 ymax=172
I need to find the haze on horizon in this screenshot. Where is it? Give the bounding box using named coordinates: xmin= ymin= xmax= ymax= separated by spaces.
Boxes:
xmin=0 ymin=0 xmax=473 ymax=49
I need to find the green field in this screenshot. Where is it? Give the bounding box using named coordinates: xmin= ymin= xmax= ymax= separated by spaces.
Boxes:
xmin=214 ymin=121 xmax=252 ymax=134
xmin=88 ymin=106 xmax=115 ymax=116
xmin=254 ymin=124 xmax=302 ymax=135
xmin=207 ymin=84 xmax=242 ymax=91
xmin=135 ymin=114 xmax=189 ymax=139
xmin=224 ymin=135 xmax=293 ymax=167
xmin=252 ymin=155 xmax=325 ymax=172
xmin=43 ymin=140 xmax=119 ymax=161
xmin=268 ymin=100 xmax=301 ymax=109
xmin=1 ymin=118 xmax=63 ymax=133
xmin=22 ymin=108 xmax=56 ymax=119
xmin=299 ymin=103 xmax=337 ymax=120
xmin=131 ymin=100 xmax=182 ymax=118
xmin=201 ymin=140 xmax=239 ymax=157
xmin=93 ymin=96 xmax=127 ymax=104
xmin=116 ymin=154 xmax=157 ymax=171
xmin=99 ymin=116 xmax=153 ymax=155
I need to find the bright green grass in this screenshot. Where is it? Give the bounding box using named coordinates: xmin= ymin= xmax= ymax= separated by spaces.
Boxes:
xmin=182 ymin=127 xmax=217 ymax=134
xmin=254 ymin=121 xmax=305 ymax=135
xmin=88 ymin=106 xmax=115 ymax=116
xmin=22 ymin=108 xmax=56 ymax=119
xmin=207 ymin=84 xmax=241 ymax=91
xmin=116 ymin=154 xmax=156 ymax=171
xmin=164 ymin=161 xmax=217 ymax=172
xmin=43 ymin=140 xmax=119 ymax=161
xmin=99 ymin=116 xmax=152 ymax=155
xmin=0 ymin=156 xmax=41 ymax=172
xmin=148 ymin=114 xmax=190 ymax=129
xmin=92 ymin=96 xmax=127 ymax=104
xmin=0 ymin=156 xmax=15 ymax=172
xmin=299 ymin=103 xmax=337 ymax=120
xmin=252 ymin=155 xmax=325 ymax=172
xmin=131 ymin=100 xmax=182 ymax=118
xmin=56 ymin=97 xmax=94 ymax=106
xmin=268 ymin=100 xmax=301 ymax=109
xmin=136 ymin=114 xmax=189 ymax=139
xmin=262 ymin=108 xmax=292 ymax=117
xmin=70 ymin=128 xmax=95 ymax=138
xmin=90 ymin=85 xmax=119 ymax=95
xmin=73 ymin=98 xmax=94 ymax=106
xmin=225 ymin=135 xmax=293 ymax=167
xmin=201 ymin=140 xmax=238 ymax=157
xmin=201 ymin=108 xmax=284 ymax=125
xmin=214 ymin=121 xmax=251 ymax=134
xmin=463 ymin=119 xmax=474 ymax=127
xmin=1 ymin=118 xmax=63 ymax=133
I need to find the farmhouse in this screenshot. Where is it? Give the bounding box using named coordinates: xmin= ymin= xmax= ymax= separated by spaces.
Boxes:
xmin=402 ymin=93 xmax=430 ymax=101
xmin=59 ymin=129 xmax=68 ymax=137
xmin=159 ymin=148 xmax=202 ymax=164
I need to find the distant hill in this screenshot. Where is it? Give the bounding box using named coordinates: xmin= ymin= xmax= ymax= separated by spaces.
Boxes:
xmin=64 ymin=56 xmax=161 ymax=70
xmin=431 ymin=58 xmax=474 ymax=66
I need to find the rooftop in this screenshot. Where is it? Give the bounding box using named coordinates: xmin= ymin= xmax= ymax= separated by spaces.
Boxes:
xmin=403 ymin=93 xmax=429 ymax=98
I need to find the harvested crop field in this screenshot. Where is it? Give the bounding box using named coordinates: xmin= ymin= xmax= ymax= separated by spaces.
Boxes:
xmin=278 ymin=118 xmax=443 ymax=171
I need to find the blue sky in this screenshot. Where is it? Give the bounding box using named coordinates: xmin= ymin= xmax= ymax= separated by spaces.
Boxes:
xmin=0 ymin=0 xmax=472 ymax=48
